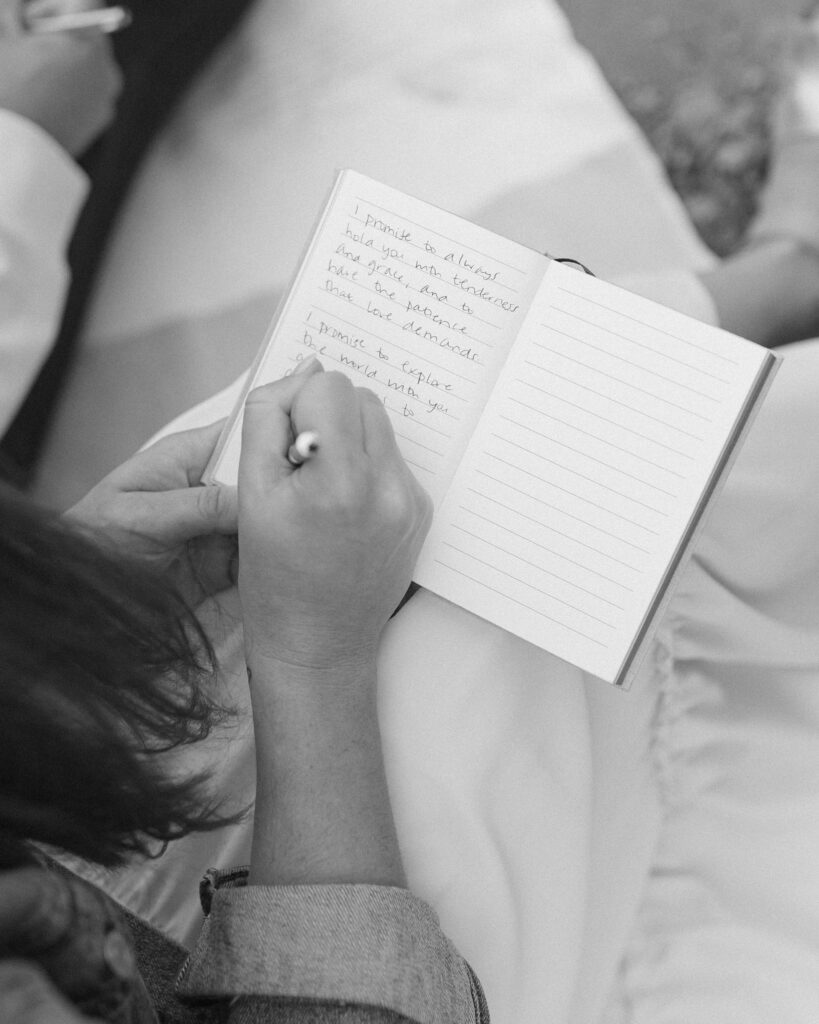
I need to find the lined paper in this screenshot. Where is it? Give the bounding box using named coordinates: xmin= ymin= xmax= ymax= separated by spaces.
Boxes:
xmin=210 ymin=170 xmax=545 ymax=507
xmin=210 ymin=171 xmax=776 ymax=685
xmin=414 ymin=260 xmax=773 ymax=682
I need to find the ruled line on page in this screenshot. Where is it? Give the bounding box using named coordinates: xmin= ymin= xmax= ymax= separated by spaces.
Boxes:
xmin=393 ymin=432 xmax=445 ymax=457
xmin=289 ymin=345 xmax=461 ymax=422
xmin=506 ymin=397 xmax=688 ymax=477
xmin=465 ymin=486 xmax=645 ymax=578
xmin=556 ymin=284 xmax=740 ymax=365
xmin=339 ymin=229 xmax=521 ymax=297
xmin=347 ymin=216 xmax=517 ymax=304
xmin=323 ymin=275 xmax=493 ymax=351
xmin=483 ymin=455 xmax=661 ymax=535
xmin=459 ymin=502 xmax=637 ymax=590
xmin=331 ymin=246 xmax=503 ymax=329
xmin=441 ymin=541 xmax=617 ymax=629
xmin=549 ymin=300 xmax=734 ymax=383
xmin=353 ymin=197 xmax=527 ymax=278
xmin=451 ymin=522 xmax=626 ymax=611
xmin=347 ymin=298 xmax=490 ymax=353
xmin=431 ymin=558 xmax=610 ymax=646
xmin=294 ymin=340 xmax=467 ymax=412
xmin=332 ymin=244 xmax=501 ymax=336
xmin=472 ymin=472 xmax=651 ymax=553
xmin=531 ymin=341 xmax=714 ymax=422
xmin=545 ymin=311 xmax=724 ymax=400
xmin=348 ymin=216 xmax=469 ymax=278
xmin=509 ymin=383 xmax=695 ymax=459
xmin=405 ymin=281 xmax=501 ymax=330
xmin=521 ymin=363 xmax=705 ymax=441
xmin=311 ymin=307 xmax=479 ymax=385
xmin=383 ymin=405 xmax=451 ymax=438
xmin=403 ymin=456 xmax=434 ymax=476
xmin=497 ymin=413 xmax=681 ymax=496
xmin=463 ymin=499 xmax=641 ymax=585
xmin=492 ymin=434 xmax=671 ymax=517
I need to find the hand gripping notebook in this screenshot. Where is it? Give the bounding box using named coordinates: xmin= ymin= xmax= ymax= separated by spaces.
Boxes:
xmin=204 ymin=169 xmax=779 ymax=687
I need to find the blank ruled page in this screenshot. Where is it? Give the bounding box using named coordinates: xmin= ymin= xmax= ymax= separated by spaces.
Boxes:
xmin=414 ymin=260 xmax=774 ymax=683
xmin=210 ymin=170 xmax=546 ymax=506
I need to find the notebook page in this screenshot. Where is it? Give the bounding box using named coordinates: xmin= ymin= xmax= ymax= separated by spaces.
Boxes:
xmin=414 ymin=260 xmax=773 ymax=683
xmin=209 ymin=170 xmax=546 ymax=508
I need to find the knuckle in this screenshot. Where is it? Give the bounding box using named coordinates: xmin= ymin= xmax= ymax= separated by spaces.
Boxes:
xmin=377 ymin=475 xmax=417 ymax=526
xmin=332 ymin=472 xmax=365 ymax=513
xmin=322 ymin=370 xmax=354 ymax=389
xmin=72 ymin=491 xmax=127 ymax=537
xmin=311 ymin=370 xmax=354 ymax=403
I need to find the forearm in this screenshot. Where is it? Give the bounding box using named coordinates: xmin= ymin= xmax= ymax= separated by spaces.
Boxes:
xmin=699 ymin=237 xmax=819 ymax=347
xmin=177 ymin=371 xmax=481 ymax=1019
xmin=247 ymin=652 xmax=406 ymax=889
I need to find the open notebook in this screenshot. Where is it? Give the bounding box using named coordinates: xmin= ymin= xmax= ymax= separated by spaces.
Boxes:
xmin=204 ymin=169 xmax=778 ymax=687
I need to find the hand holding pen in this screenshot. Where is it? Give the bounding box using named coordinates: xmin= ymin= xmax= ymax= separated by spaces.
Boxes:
xmin=236 ymin=360 xmax=432 ymax=669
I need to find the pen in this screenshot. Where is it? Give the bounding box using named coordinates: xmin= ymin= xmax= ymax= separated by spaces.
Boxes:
xmin=27 ymin=5 xmax=132 ymax=34
xmin=287 ymin=431 xmax=320 ymax=467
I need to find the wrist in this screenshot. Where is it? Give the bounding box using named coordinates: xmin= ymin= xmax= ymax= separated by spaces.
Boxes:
xmin=246 ymin=648 xmax=402 ymax=888
xmin=245 ymin=644 xmax=379 ymax=703
xmin=243 ymin=617 xmax=380 ymax=675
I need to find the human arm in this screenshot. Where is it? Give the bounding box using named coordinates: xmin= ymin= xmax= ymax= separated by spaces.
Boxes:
xmin=65 ymin=419 xmax=240 ymax=607
xmin=697 ymin=14 xmax=819 ymax=348
xmin=0 ymin=0 xmax=120 ymax=437
xmin=0 ymin=110 xmax=86 ymax=438
xmin=699 ymin=237 xmax=819 ymax=347
xmin=79 ymin=362 xmax=426 ymax=889
xmin=64 ymin=364 xmax=418 ymax=885
xmin=64 ymin=364 xmax=485 ymax=1020
xmin=237 ymin=369 xmax=428 ymax=890
xmin=0 ymin=0 xmax=121 ymax=156
xmin=174 ymin=369 xmax=486 ymax=1021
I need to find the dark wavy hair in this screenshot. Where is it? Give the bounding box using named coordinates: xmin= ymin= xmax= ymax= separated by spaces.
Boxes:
xmin=0 ymin=485 xmax=240 ymax=867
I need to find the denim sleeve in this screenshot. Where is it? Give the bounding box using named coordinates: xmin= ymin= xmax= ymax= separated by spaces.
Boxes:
xmin=175 ymin=869 xmax=488 ymax=1024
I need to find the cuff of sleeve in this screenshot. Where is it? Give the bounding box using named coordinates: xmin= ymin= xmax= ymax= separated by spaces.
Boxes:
xmin=0 ymin=109 xmax=88 ymax=251
xmin=176 ymin=882 xmax=480 ymax=1024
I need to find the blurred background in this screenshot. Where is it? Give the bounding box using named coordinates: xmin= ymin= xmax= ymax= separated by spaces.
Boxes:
xmin=560 ymin=0 xmax=818 ymax=254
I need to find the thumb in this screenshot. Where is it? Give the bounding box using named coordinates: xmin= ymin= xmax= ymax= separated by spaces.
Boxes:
xmin=141 ymin=484 xmax=239 ymax=546
xmin=239 ymin=358 xmax=323 ymax=492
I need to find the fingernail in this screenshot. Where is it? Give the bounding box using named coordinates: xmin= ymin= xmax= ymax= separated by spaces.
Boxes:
xmin=294 ymin=355 xmax=320 ymax=376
